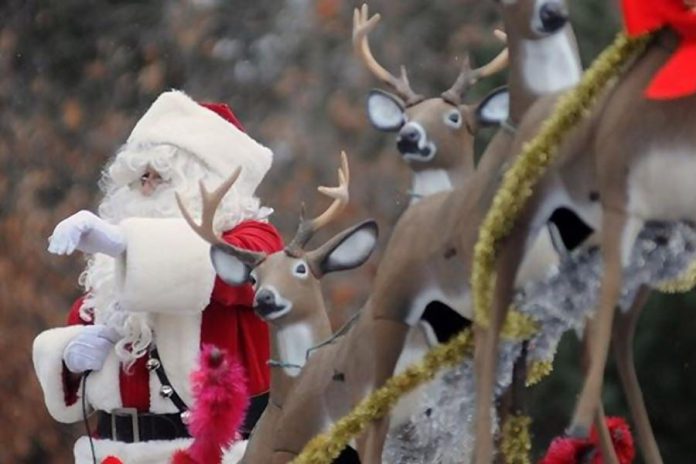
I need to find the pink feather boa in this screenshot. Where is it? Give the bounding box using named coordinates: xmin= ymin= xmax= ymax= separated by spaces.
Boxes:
xmin=172 ymin=345 xmax=249 ymax=464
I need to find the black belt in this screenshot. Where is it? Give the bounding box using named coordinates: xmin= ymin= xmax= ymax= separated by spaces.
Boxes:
xmin=97 ymin=409 xmax=191 ymax=443
xmin=95 ymin=392 xmax=269 ymax=443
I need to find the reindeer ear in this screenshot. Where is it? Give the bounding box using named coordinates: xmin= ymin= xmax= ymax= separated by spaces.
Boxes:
xmin=306 ymin=220 xmax=379 ymax=277
xmin=475 ymin=86 xmax=509 ymax=127
xmin=367 ymin=90 xmax=406 ymax=132
xmin=210 ymin=245 xmax=252 ymax=286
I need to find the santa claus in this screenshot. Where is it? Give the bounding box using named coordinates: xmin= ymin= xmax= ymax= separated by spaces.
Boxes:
xmin=33 ymin=90 xmax=283 ymax=463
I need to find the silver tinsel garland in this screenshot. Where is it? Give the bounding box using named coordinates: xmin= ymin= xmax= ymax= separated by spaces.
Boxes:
xmin=382 ymin=221 xmax=696 ymax=463
xmin=518 ymin=220 xmax=696 ymax=366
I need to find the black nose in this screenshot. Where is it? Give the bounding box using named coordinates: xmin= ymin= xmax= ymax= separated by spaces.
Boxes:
xmin=397 ymin=125 xmax=423 ymax=154
xmin=539 ymin=1 xmax=568 ymax=33
xmin=255 ymin=289 xmax=276 ymax=307
xmin=398 ymin=125 xmax=421 ymax=143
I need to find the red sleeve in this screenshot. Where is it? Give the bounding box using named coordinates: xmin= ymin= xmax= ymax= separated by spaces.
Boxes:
xmin=210 ymin=220 xmax=284 ymax=306
xmin=66 ymin=296 xmax=93 ymax=326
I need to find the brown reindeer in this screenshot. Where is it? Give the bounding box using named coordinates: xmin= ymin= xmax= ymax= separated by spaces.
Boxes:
xmin=177 ymin=154 xmax=379 ymax=464
xmin=471 ymin=28 xmax=692 ymax=464
xmin=239 ymin=3 xmax=586 ymax=462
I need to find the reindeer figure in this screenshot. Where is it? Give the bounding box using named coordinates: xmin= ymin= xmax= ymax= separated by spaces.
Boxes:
xmin=357 ymin=0 xmax=582 ymax=200
xmin=472 ymin=20 xmax=696 ymax=464
xmin=353 ymin=4 xmax=509 ymax=200
xmin=177 ymin=153 xmax=379 ymax=464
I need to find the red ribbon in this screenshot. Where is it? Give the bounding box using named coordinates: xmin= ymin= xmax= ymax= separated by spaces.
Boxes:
xmin=622 ymin=0 xmax=696 ymax=99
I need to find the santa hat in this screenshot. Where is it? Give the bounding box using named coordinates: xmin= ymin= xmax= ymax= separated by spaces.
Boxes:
xmin=127 ymin=90 xmax=272 ymax=197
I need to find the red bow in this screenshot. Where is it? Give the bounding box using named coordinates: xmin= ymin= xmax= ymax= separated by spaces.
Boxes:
xmin=540 ymin=417 xmax=635 ymax=464
xmin=622 ymin=0 xmax=696 ymax=99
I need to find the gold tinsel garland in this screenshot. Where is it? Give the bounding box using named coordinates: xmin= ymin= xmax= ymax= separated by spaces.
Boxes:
xmin=290 ymin=329 xmax=476 ymax=464
xmin=658 ymin=260 xmax=696 ymax=293
xmin=500 ymin=415 xmax=533 ymax=464
xmin=290 ymin=309 xmax=534 ymax=464
xmin=471 ymin=32 xmax=652 ymax=329
xmin=525 ymin=360 xmax=554 ymax=387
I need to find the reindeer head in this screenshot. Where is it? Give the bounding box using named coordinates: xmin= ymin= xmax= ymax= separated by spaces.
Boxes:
xmin=177 ymin=153 xmax=378 ymax=326
xmin=354 ymin=5 xmax=510 ymax=172
xmin=497 ymin=0 xmax=571 ymax=38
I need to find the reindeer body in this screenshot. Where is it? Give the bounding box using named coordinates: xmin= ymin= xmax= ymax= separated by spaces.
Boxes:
xmin=258 ymin=3 xmax=585 ymax=462
xmin=473 ymin=30 xmax=688 ymax=464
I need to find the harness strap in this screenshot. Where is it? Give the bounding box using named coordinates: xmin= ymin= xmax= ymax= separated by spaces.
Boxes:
xmin=149 ymin=347 xmax=189 ymax=412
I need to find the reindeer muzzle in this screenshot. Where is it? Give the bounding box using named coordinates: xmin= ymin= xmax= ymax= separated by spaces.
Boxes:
xmin=396 ymin=123 xmax=436 ymax=162
xmin=539 ymin=1 xmax=569 ymax=33
xmin=253 ymin=288 xmax=290 ymax=319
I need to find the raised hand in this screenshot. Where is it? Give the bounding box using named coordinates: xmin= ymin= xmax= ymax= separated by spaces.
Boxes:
xmin=48 ymin=210 xmax=126 ymax=257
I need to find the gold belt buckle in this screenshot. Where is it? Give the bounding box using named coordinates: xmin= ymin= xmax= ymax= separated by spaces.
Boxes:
xmin=111 ymin=407 xmax=140 ymax=442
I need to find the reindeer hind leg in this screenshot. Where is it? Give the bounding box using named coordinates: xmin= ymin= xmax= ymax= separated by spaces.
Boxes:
xmin=613 ymin=285 xmax=663 ymax=464
xmin=473 ymin=225 xmax=528 ymax=464
xmin=568 ymin=209 xmax=627 ymax=440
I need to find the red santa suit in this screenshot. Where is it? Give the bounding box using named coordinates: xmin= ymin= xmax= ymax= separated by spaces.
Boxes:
xmin=32 ymin=91 xmax=280 ymax=464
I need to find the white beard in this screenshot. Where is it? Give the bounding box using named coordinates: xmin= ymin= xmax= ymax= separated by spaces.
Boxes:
xmin=79 ymin=145 xmax=271 ymax=368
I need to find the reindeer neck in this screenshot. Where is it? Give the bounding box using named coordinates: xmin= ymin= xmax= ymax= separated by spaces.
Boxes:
xmin=409 ymin=161 xmax=472 ymax=203
xmin=268 ymin=300 xmax=332 ymax=406
xmin=507 ymin=27 xmax=582 ymax=124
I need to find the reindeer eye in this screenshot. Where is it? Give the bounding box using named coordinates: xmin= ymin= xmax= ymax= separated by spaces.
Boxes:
xmin=444 ymin=110 xmax=462 ymax=128
xmin=248 ymin=272 xmax=257 ymax=287
xmin=293 ymin=261 xmax=308 ymax=278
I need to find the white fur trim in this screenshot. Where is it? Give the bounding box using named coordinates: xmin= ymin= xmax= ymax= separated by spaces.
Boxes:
xmin=222 ymin=440 xmax=247 ymax=464
xmin=73 ymin=436 xmax=247 ymax=464
xmin=84 ymin=349 xmax=124 ymax=413
xmin=115 ymin=218 xmax=216 ymax=315
xmin=148 ymin=312 xmax=202 ymax=411
xmin=127 ymin=90 xmax=272 ymax=197
xmin=33 ymin=326 xmax=126 ymax=422
xmin=33 ymin=326 xmax=88 ymax=423
xmin=74 ymin=436 xmax=192 ymax=464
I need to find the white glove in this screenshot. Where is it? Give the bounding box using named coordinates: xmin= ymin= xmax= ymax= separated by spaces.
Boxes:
xmin=48 ymin=210 xmax=126 ymax=257
xmin=63 ymin=325 xmax=120 ymax=374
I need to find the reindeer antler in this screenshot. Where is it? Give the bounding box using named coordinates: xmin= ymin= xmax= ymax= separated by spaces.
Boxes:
xmin=286 ymin=151 xmax=350 ymax=254
xmin=176 ymin=167 xmax=266 ymax=266
xmin=352 ymin=4 xmax=425 ymax=106
xmin=441 ymin=37 xmax=509 ymax=106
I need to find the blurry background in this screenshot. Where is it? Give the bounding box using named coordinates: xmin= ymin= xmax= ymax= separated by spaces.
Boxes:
xmin=1 ymin=0 xmax=693 ymax=462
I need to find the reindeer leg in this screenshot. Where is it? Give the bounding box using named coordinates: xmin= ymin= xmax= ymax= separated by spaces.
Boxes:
xmin=568 ymin=209 xmax=626 ymax=438
xmin=582 ymin=325 xmax=620 ymax=464
xmin=360 ymin=418 xmax=391 ymax=464
xmin=473 ymin=225 xmax=528 ymax=464
xmin=613 ymin=285 xmax=663 ymax=464
xmin=494 ymin=343 xmax=529 ymax=464
xmin=362 ymin=318 xmax=409 ymax=463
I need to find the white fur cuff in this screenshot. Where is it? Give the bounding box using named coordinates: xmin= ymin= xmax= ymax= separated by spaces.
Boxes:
xmin=33 ymin=326 xmax=87 ymax=423
xmin=115 ymin=218 xmax=216 ymax=315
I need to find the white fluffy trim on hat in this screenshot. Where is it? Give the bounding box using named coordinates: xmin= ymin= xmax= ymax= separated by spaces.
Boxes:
xmin=127 ymin=90 xmax=272 ymax=197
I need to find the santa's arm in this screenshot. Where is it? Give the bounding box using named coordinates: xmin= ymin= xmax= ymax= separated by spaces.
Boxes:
xmin=33 ymin=297 xmax=95 ymax=423
xmin=33 ymin=324 xmax=90 ymax=423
